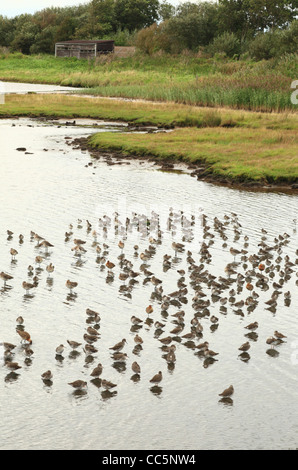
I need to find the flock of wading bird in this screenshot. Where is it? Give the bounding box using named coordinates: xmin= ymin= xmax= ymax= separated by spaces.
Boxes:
xmin=0 ymin=211 xmax=297 ymax=403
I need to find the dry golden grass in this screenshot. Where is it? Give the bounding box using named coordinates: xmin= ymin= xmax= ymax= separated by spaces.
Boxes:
xmin=1 ymin=94 xmax=297 ymax=131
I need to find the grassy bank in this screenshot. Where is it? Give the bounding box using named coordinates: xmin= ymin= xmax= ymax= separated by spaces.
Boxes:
xmin=0 ymin=93 xmax=297 ymax=188
xmin=0 ymin=53 xmax=297 ymax=112
xmin=1 ymin=94 xmax=297 ymax=131
xmin=88 ymin=127 xmax=298 ymax=186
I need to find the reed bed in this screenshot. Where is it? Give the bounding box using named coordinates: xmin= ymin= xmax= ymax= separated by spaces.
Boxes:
xmin=0 ymin=53 xmax=296 ymax=112
xmin=1 ymin=94 xmax=297 ymax=131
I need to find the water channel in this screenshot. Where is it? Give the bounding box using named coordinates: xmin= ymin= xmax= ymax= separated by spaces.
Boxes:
xmin=0 ymin=83 xmax=297 ymax=450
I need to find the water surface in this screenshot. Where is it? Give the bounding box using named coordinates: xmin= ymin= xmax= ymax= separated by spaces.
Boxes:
xmin=0 ymin=117 xmax=297 ymax=450
xmin=1 ymin=81 xmax=82 ymax=95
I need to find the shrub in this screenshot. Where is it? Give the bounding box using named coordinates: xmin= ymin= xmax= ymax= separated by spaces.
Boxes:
xmin=0 ymin=46 xmax=10 ymax=58
xmin=8 ymin=51 xmax=25 ymax=59
xmin=102 ymin=28 xmax=136 ymax=47
xmin=135 ymin=22 xmax=173 ymax=55
xmin=278 ymin=20 xmax=298 ymax=55
xmin=248 ymin=31 xmax=278 ymax=60
xmin=207 ymin=32 xmax=241 ymax=58
xmin=247 ymin=22 xmax=298 ymax=62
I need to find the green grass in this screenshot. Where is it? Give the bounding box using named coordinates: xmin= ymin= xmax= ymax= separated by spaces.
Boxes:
xmin=88 ymin=127 xmax=298 ymax=184
xmin=1 ymin=94 xmax=297 ymax=131
xmin=0 ymin=87 xmax=297 ymax=186
xmin=0 ymin=52 xmax=297 ymax=112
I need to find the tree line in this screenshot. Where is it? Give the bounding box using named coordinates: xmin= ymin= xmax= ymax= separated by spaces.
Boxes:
xmin=0 ymin=0 xmax=297 ymax=59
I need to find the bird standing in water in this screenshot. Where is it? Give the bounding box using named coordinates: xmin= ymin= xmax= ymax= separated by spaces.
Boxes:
xmin=10 ymin=248 xmax=18 ymax=261
xmin=16 ymin=329 xmax=32 ymax=345
xmin=149 ymin=371 xmax=163 ymax=384
xmin=68 ymin=380 xmax=87 ymax=390
xmin=66 ymin=280 xmax=78 ymax=293
xmin=219 ymin=385 xmax=234 ymax=398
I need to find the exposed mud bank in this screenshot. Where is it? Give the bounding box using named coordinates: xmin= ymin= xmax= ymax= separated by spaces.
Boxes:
xmin=71 ymin=136 xmax=298 ymax=195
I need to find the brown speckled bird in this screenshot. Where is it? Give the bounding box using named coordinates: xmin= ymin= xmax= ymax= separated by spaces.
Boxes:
xmin=90 ymin=363 xmax=103 ymax=377
xmin=132 ymin=361 xmax=141 ymax=374
xmin=6 ymin=361 xmax=22 ymax=371
xmin=101 ymin=379 xmax=117 ymax=390
xmin=219 ymin=385 xmax=234 ymax=398
xmin=67 ymin=340 xmax=82 ymax=350
xmin=0 ymin=272 xmax=13 ymax=285
xmin=238 ymin=341 xmax=250 ymax=352
xmin=68 ymin=380 xmax=87 ymax=390
xmin=41 ymin=370 xmax=53 ymax=381
xmin=16 ymin=329 xmax=32 ymax=344
xmin=66 ymin=280 xmax=78 ymax=293
xmin=149 ymin=371 xmax=162 ymax=384
xmin=109 ymin=338 xmax=126 ymax=352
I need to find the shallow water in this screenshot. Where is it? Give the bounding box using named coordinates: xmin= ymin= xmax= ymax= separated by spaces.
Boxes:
xmin=1 ymin=81 xmax=82 ymax=95
xmin=0 ymin=117 xmax=297 ymax=450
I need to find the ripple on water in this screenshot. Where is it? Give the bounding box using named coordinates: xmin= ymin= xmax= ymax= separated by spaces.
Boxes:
xmin=0 ymin=117 xmax=297 ymax=450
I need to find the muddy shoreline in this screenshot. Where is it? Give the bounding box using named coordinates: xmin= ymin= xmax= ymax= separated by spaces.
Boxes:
xmin=2 ymin=114 xmax=297 ymax=194
xmin=71 ymin=136 xmax=298 ymax=195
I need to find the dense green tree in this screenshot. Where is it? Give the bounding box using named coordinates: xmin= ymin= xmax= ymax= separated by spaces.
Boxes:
xmin=249 ymin=19 xmax=298 ymax=59
xmin=217 ymin=0 xmax=250 ymax=40
xmin=158 ymin=0 xmax=176 ymax=20
xmin=1 ymin=0 xmax=297 ymax=56
xmin=10 ymin=14 xmax=39 ymax=54
xmin=72 ymin=0 xmax=116 ymax=38
xmin=114 ymin=0 xmax=160 ymax=32
xmin=175 ymin=1 xmax=202 ymax=16
xmin=30 ymin=26 xmax=57 ymax=54
xmin=246 ymin=0 xmax=298 ymax=30
xmin=279 ymin=18 xmax=298 ymax=53
xmin=135 ymin=20 xmax=174 ymax=53
xmin=166 ymin=1 xmax=219 ymax=50
xmin=218 ymin=0 xmax=298 ymax=39
xmin=208 ymin=31 xmax=241 ymax=57
xmin=54 ymin=17 xmax=78 ymax=42
xmin=0 ymin=16 xmax=16 ymax=47
xmin=89 ymin=0 xmax=116 ymax=35
xmin=32 ymin=8 xmax=58 ymax=30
